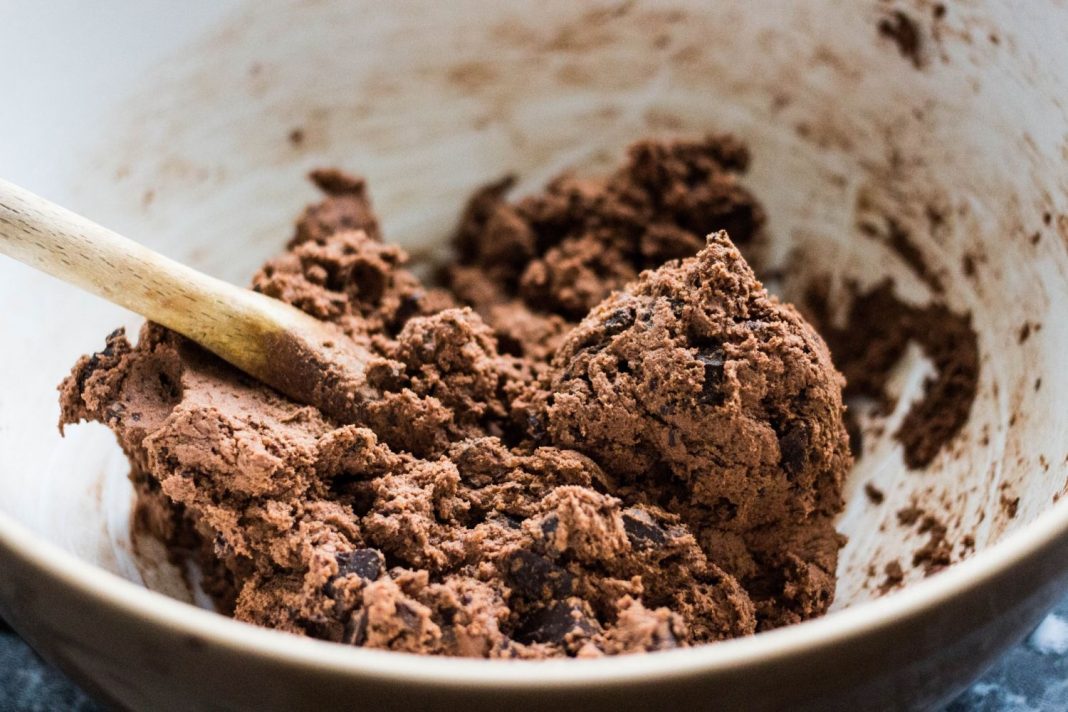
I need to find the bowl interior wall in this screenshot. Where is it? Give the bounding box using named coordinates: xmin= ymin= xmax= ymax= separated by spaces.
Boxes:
xmin=1 ymin=0 xmax=1067 ymax=611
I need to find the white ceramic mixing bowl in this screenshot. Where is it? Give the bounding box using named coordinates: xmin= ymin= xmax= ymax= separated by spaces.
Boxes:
xmin=2 ymin=1 xmax=1067 ymax=709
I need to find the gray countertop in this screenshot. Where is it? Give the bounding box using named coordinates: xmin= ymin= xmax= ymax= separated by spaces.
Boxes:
xmin=3 ymin=596 xmax=1067 ymax=711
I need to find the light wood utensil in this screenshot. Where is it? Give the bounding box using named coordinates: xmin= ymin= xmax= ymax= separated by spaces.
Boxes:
xmin=0 ymin=178 xmax=374 ymax=421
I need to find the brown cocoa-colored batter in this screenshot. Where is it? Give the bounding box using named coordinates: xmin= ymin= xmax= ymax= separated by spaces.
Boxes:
xmin=804 ymin=280 xmax=979 ymax=469
xmin=59 ymin=137 xmax=852 ymax=657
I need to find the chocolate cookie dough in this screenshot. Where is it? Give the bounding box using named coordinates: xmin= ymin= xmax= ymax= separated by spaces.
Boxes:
xmin=446 ymin=135 xmax=765 ymax=360
xmin=804 ymin=280 xmax=979 ymax=468
xmin=59 ymin=137 xmax=851 ymax=657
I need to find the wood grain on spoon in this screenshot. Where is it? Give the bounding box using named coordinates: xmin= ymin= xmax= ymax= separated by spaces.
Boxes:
xmin=0 ymin=178 xmax=374 ymax=422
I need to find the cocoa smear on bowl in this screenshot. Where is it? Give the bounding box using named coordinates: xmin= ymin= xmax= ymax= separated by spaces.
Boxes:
xmin=802 ymin=280 xmax=979 ymax=470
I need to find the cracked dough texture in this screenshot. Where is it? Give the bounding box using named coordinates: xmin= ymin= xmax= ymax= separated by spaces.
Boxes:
xmin=59 ymin=137 xmax=850 ymax=658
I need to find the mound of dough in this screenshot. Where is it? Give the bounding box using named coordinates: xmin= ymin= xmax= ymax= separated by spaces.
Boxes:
xmin=59 ymin=138 xmax=850 ymax=657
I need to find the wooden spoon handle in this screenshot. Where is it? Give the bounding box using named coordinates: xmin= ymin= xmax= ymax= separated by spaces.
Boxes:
xmin=0 ymin=178 xmax=370 ymax=420
xmin=0 ymin=178 xmax=298 ymax=372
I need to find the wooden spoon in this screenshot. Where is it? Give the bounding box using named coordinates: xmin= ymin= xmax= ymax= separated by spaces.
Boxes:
xmin=0 ymin=178 xmax=374 ymax=421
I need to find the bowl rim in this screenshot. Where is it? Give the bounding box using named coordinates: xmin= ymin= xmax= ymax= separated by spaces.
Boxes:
xmin=2 ymin=490 xmax=1067 ymax=688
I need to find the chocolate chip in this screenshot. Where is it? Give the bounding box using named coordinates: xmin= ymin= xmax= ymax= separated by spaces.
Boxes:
xmin=622 ymin=508 xmax=668 ymax=548
xmin=517 ymin=601 xmax=598 ymax=646
xmin=212 ymin=533 xmax=231 ymax=558
xmin=325 ymin=548 xmax=384 ymax=599
xmin=526 ymin=411 xmax=547 ymax=443
xmin=778 ymin=421 xmax=809 ymax=475
xmin=395 ymin=601 xmax=422 ymax=630
xmin=496 ymin=513 xmax=524 ymax=530
xmin=336 ymin=548 xmax=384 ymax=581
xmin=646 ymin=624 xmax=679 ymax=651
xmin=344 ymin=610 xmax=368 ymax=646
xmin=76 ymin=330 xmax=124 ymax=389
xmin=503 ymin=549 xmax=573 ymax=600
xmin=696 ymin=346 xmax=726 ymax=405
xmin=602 ymin=307 xmax=635 ymax=337
xmin=540 ymin=514 xmax=559 ymax=538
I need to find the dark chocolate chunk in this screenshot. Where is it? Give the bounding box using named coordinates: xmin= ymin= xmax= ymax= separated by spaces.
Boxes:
xmin=344 ymin=610 xmax=369 ymax=646
xmin=336 ymin=548 xmax=384 ymax=581
xmin=621 ymin=508 xmax=669 ymax=548
xmin=645 ymin=623 xmax=679 ymax=651
xmin=696 ymin=346 xmax=726 ymax=405
xmin=325 ymin=549 xmax=384 ymax=599
xmin=74 ymin=329 xmax=126 ymax=392
xmin=540 ymin=514 xmax=559 ymax=538
xmin=526 ymin=411 xmax=547 ymax=444
xmin=498 ymin=513 xmax=524 ymax=530
xmin=517 ymin=601 xmax=598 ymax=647
xmin=395 ymin=601 xmax=422 ymax=630
xmin=503 ymin=549 xmax=573 ymax=600
xmin=602 ymin=307 xmax=636 ymax=337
